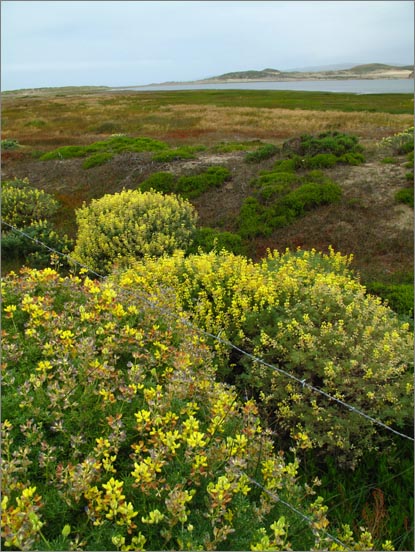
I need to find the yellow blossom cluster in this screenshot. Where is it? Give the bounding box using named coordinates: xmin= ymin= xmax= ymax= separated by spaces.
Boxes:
xmin=72 ymin=188 xmax=198 ymax=273
xmin=1 ymin=266 xmax=395 ymax=550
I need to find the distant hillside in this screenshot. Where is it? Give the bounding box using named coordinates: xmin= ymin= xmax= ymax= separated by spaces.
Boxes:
xmin=214 ymin=68 xmax=281 ymax=80
xmin=190 ymin=63 xmax=414 ymax=84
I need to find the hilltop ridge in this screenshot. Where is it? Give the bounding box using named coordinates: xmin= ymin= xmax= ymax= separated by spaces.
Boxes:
xmin=157 ymin=63 xmax=413 ymax=86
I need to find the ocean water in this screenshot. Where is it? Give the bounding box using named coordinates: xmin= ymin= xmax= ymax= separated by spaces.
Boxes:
xmin=117 ymin=79 xmax=413 ymax=94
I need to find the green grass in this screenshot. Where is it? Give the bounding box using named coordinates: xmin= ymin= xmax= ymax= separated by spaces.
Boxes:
xmin=129 ymin=89 xmax=414 ymax=114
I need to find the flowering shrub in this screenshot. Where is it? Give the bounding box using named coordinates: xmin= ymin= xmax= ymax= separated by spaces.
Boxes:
xmin=379 ymin=127 xmax=414 ymax=155
xmin=72 ymin=189 xmax=197 ymax=273
xmin=118 ymin=248 xmax=413 ymax=467
xmin=1 ymin=178 xmax=59 ymax=227
xmin=1 ymin=267 xmax=381 ymax=550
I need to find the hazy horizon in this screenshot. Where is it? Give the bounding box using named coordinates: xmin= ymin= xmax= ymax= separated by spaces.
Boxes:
xmin=1 ymin=1 xmax=414 ymax=91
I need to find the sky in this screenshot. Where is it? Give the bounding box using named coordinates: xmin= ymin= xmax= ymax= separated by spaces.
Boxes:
xmin=1 ymin=0 xmax=414 ymax=90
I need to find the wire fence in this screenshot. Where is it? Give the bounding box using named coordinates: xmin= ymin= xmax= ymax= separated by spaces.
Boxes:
xmin=3 ymin=221 xmax=413 ymax=443
xmin=2 ymin=220 xmax=414 ymax=549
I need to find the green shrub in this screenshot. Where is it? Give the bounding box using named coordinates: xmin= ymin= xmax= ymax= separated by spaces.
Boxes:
xmin=73 ymin=189 xmax=198 ymax=273
xmin=272 ymin=158 xmax=297 ymax=173
xmin=187 ymin=227 xmax=246 ymax=255
xmin=139 ymin=172 xmax=176 ymax=194
xmin=175 ymin=166 xmax=230 ymax=199
xmin=381 ymin=156 xmax=398 ymax=164
xmin=139 ymin=167 xmax=230 ymax=199
xmin=1 ymin=178 xmax=59 ymax=227
xmin=337 ymin=152 xmax=365 ymax=165
xmin=238 ymin=197 xmax=270 ymax=238
xmin=405 ymin=150 xmax=414 ymax=166
xmin=213 ymin=140 xmax=263 ymax=153
xmin=82 ymin=152 xmax=114 ymax=169
xmin=1 ymin=138 xmax=20 ymax=150
xmin=244 ymin=143 xmax=278 ymax=163
xmin=1 ymin=219 xmax=73 ymax=269
xmin=281 ymin=181 xmax=342 ymax=216
xmin=119 ymin=249 xmax=414 ymax=468
xmin=39 ymin=136 xmax=169 ymax=160
xmin=1 ymin=267 xmax=379 ymax=551
xmin=283 ymin=131 xmax=363 ymax=157
xmin=239 ymin=179 xmax=341 ymax=237
xmin=395 ymin=186 xmax=414 ymax=207
xmin=366 ymin=281 xmax=414 ymax=320
xmin=152 ymin=145 xmax=206 ymax=162
xmin=302 ymin=153 xmax=338 ymax=169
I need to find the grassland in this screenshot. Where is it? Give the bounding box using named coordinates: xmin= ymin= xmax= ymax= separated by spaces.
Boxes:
xmin=1 ymin=87 xmax=414 ymax=550
xmin=2 ymin=87 xmax=413 ymax=283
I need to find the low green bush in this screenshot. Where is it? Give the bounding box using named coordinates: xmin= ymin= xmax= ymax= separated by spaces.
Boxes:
xmin=281 ymin=181 xmax=342 ymax=216
xmin=1 ymin=138 xmax=20 ymax=150
xmin=40 ymin=145 xmax=88 ymax=160
xmin=381 ymin=156 xmax=398 ymax=164
xmin=176 ymin=167 xmax=230 ymax=199
xmin=1 ymin=220 xmax=73 ymax=270
xmin=302 ymin=153 xmax=338 ymax=169
xmin=337 ymin=152 xmax=365 ymax=165
xmin=272 ymin=158 xmax=297 ymax=173
xmin=39 ymin=135 xmax=169 ymax=161
xmin=139 ymin=172 xmax=176 ymax=194
xmin=238 ymin=197 xmax=270 ymax=238
xmin=239 ymin=178 xmax=342 ymax=237
xmin=244 ymin=143 xmax=278 ymax=163
xmin=152 ymin=145 xmax=206 ymax=162
xmin=366 ymin=281 xmax=414 ymax=320
xmin=82 ymin=152 xmax=114 ymax=169
xmin=187 ymin=227 xmax=246 ymax=255
xmin=213 ymin=140 xmax=263 ymax=153
xmin=283 ymin=131 xmax=363 ymax=157
xmin=395 ymin=187 xmax=414 ymax=207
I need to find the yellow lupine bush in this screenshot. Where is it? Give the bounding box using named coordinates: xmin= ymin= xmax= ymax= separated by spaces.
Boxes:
xmin=118 ymin=248 xmax=414 ymax=467
xmin=72 ymin=189 xmax=197 ymax=273
xmin=1 ymin=178 xmax=59 ymax=227
xmin=1 ymin=267 xmax=383 ymax=550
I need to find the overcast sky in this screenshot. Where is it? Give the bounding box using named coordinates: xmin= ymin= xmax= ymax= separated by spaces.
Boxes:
xmin=1 ymin=1 xmax=414 ymax=90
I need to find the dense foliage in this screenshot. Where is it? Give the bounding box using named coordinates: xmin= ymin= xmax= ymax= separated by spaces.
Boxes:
xmin=72 ymin=189 xmax=197 ymax=273
xmin=1 ymin=267 xmax=385 ymax=551
xmin=139 ymin=166 xmax=231 ymax=199
xmin=244 ymin=144 xmax=278 ymax=163
xmin=239 ymin=170 xmax=342 ymax=238
xmin=1 ymin=178 xmax=59 ymax=227
xmin=283 ymin=131 xmax=364 ymax=157
xmin=118 ymin=249 xmax=413 ymax=468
